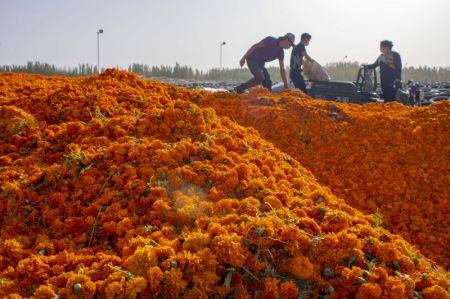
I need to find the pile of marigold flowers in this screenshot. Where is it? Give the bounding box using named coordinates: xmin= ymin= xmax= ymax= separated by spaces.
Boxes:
xmin=195 ymin=87 xmax=450 ymax=268
xmin=0 ymin=69 xmax=448 ymax=298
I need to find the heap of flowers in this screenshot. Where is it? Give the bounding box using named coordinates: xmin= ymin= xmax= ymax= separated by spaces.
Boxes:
xmin=0 ymin=70 xmax=448 ymax=298
xmin=194 ymin=87 xmax=450 ymax=268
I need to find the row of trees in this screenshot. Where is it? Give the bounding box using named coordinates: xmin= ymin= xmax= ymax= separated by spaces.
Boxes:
xmin=127 ymin=63 xmax=281 ymax=82
xmin=325 ymin=61 xmax=450 ymax=82
xmin=0 ymin=61 xmax=101 ymax=77
xmin=1 ymin=61 xmax=450 ymax=83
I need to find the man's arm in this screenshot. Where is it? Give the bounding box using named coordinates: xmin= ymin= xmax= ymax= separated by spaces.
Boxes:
xmin=240 ymin=42 xmax=265 ymax=67
xmin=365 ymin=57 xmax=380 ymax=69
xmin=303 ymin=51 xmax=314 ymax=62
xmin=279 ymin=59 xmax=288 ymax=88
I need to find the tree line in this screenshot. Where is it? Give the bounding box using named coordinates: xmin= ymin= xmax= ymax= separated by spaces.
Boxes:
xmin=1 ymin=61 xmax=450 ymax=83
xmin=0 ymin=61 xmax=101 ymax=77
xmin=324 ymin=61 xmax=450 ymax=83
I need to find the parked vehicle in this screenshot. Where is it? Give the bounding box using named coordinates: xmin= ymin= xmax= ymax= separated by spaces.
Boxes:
xmin=306 ymin=67 xmax=382 ymax=104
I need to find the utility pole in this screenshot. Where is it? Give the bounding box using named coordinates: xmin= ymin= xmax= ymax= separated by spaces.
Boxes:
xmin=220 ymin=41 xmax=226 ymax=69
xmin=97 ymin=29 xmax=104 ymax=74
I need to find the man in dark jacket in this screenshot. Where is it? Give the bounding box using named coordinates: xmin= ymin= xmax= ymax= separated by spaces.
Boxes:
xmin=290 ymin=33 xmax=314 ymax=94
xmin=234 ymin=33 xmax=295 ymax=93
xmin=365 ymin=40 xmax=402 ymax=102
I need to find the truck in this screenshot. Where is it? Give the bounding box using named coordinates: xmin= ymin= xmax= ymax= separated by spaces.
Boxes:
xmin=307 ymin=67 xmax=382 ymax=104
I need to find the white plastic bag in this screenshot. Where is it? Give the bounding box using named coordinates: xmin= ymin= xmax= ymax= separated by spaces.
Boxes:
xmin=271 ymin=82 xmax=295 ymax=93
xmin=303 ymin=60 xmax=331 ymax=81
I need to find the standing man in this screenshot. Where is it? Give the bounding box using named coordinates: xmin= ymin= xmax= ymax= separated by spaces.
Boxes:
xmin=364 ymin=40 xmax=402 ymax=102
xmin=234 ymin=33 xmax=295 ymax=93
xmin=290 ymin=33 xmax=314 ymax=94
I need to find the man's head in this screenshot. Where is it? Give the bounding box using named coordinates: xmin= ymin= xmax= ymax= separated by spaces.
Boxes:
xmin=300 ymin=33 xmax=312 ymax=46
xmin=280 ymin=33 xmax=295 ymax=49
xmin=380 ymin=40 xmax=394 ymax=54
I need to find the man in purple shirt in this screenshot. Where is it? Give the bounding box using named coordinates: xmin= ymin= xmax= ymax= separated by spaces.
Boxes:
xmin=234 ymin=33 xmax=295 ymax=93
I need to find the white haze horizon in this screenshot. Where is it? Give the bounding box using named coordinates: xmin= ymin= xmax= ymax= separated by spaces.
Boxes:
xmin=1 ymin=0 xmax=449 ymax=71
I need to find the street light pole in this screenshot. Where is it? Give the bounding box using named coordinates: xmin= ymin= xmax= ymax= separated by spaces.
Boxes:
xmin=220 ymin=41 xmax=226 ymax=69
xmin=97 ymin=29 xmax=104 ymax=74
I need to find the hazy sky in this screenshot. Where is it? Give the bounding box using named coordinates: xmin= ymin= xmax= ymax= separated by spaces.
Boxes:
xmin=1 ymin=0 xmax=449 ymax=70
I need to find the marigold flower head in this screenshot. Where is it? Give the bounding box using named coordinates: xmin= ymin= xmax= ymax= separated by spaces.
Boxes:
xmin=279 ymin=280 xmax=299 ymax=298
xmin=356 ymin=282 xmax=383 ymax=299
xmin=123 ymin=246 xmax=158 ymax=277
xmin=282 ymin=256 xmax=314 ymax=280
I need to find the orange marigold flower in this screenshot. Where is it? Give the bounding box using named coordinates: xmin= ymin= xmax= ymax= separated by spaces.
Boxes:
xmin=33 ymin=285 xmax=57 ymax=298
xmin=383 ymin=276 xmax=407 ymax=298
xmin=124 ymin=276 xmax=147 ymax=299
xmin=65 ymin=274 xmax=96 ymax=299
xmin=104 ymin=281 xmax=124 ymax=298
xmin=283 ymin=256 xmax=314 ymax=280
xmin=192 ymin=271 xmax=220 ymax=294
xmin=262 ymin=277 xmax=279 ymax=299
xmin=182 ymin=232 xmax=210 ymax=252
xmin=356 ymin=283 xmax=383 ymax=299
xmin=123 ymin=246 xmax=158 ymax=276
xmin=160 ymin=268 xmax=187 ymax=299
xmin=422 ymin=285 xmax=449 ymax=299
xmin=279 ymin=280 xmax=299 ymax=298
xmin=211 ymin=233 xmax=246 ymax=267
xmin=147 ymin=266 xmax=164 ymax=293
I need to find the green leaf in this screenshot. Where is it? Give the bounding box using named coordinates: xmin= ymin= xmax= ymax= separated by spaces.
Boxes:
xmin=255 ymin=227 xmax=265 ymax=237
xmin=368 ymin=259 xmax=377 ymax=272
xmin=73 ymin=283 xmax=83 ymax=296
xmin=224 ymin=271 xmax=233 ymax=287
xmin=372 ymin=211 xmax=383 ymax=227
xmin=356 ymin=277 xmax=367 ymax=284
xmin=108 ymin=264 xmax=135 ymax=281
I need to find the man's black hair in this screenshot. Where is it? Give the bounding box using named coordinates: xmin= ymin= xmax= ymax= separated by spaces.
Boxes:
xmin=380 ymin=40 xmax=394 ymax=49
xmin=301 ymin=33 xmax=312 ymax=40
